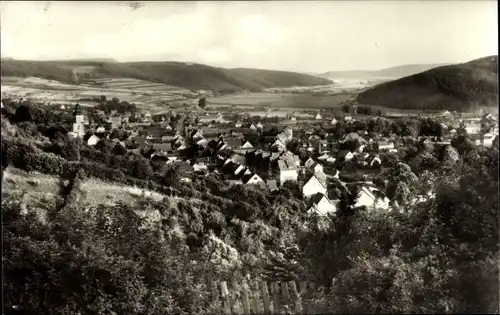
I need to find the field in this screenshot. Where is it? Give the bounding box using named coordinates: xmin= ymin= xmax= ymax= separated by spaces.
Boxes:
xmin=207 ymin=92 xmax=355 ymax=109
xmin=1 ymin=76 xmax=196 ymax=113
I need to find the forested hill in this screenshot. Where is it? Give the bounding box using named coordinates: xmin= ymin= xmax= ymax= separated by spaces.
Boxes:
xmin=356 ymin=56 xmax=498 ymax=111
xmin=0 ymin=59 xmax=332 ymax=92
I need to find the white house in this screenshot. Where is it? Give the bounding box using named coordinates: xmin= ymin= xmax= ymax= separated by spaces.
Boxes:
xmin=193 ymin=163 xmax=208 ymax=172
xmin=234 ymin=164 xmax=246 ymax=176
xmin=378 ymin=141 xmax=395 ymax=151
xmin=302 ymin=175 xmax=328 ymax=198
xmin=344 ymin=116 xmax=353 ymax=122
xmin=278 ymin=158 xmax=298 ymax=184
xmin=96 ymin=126 xmax=106 ymax=133
xmin=197 ymin=138 xmax=209 ymax=148
xmin=273 ymin=139 xmax=287 ymax=151
xmin=354 ymin=186 xmax=390 ymax=210
xmin=256 ymin=122 xmax=264 ymax=129
xmin=241 ymin=141 xmax=254 ymax=149
xmin=87 ymin=135 xmax=100 ymax=146
xmin=250 ymin=124 xmax=257 ymax=130
xmin=317 ymin=153 xmax=330 ymax=161
xmin=307 ymin=194 xmax=339 ymax=216
xmin=313 ymin=163 xmax=324 ymax=174
xmin=483 ymin=133 xmax=495 ymax=146
xmin=337 ymin=150 xmax=354 ymax=161
xmin=369 ymin=155 xmax=382 ymax=167
xmin=235 ymin=121 xmax=243 ymax=128
xmin=192 ymin=131 xmax=204 ymax=140
xmin=315 ymin=113 xmax=322 ymax=120
xmin=331 ymin=118 xmax=337 ymax=125
xmin=315 ymin=170 xmax=327 ymax=185
xmin=244 ymin=174 xmax=266 ymax=188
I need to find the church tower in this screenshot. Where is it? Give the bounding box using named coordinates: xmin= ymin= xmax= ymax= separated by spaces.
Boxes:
xmin=72 ymin=103 xmax=85 ymax=138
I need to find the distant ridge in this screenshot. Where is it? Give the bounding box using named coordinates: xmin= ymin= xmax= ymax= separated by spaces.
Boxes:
xmin=356 ymin=56 xmax=498 ymax=111
xmin=0 ymin=59 xmax=332 ymax=92
xmin=320 ymin=63 xmax=449 ymax=80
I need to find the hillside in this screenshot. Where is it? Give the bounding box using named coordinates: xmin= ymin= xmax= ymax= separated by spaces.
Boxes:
xmin=0 ymin=60 xmax=332 ymax=93
xmin=356 ymin=56 xmax=498 ymax=111
xmin=320 ymin=63 xmax=448 ymax=80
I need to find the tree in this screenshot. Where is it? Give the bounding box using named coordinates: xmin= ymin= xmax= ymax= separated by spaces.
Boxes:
xmin=198 ymin=97 xmax=207 ymax=109
xmin=3 ymin=199 xmax=220 ymax=315
xmin=341 ymin=104 xmax=352 ymax=113
xmin=132 ymin=158 xmax=153 ymax=179
xmin=113 ymin=143 xmax=127 ymax=155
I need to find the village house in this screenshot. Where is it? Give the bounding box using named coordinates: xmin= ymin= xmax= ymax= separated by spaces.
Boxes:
xmin=315 ymin=113 xmax=322 ymax=120
xmin=302 ymin=174 xmax=328 ymax=198
xmin=378 ymin=141 xmax=395 ymax=151
xmin=354 ymin=186 xmax=390 ymax=210
xmin=272 ymin=139 xmax=287 ymax=152
xmin=369 ymin=155 xmax=382 ymax=167
xmin=318 ymin=140 xmax=329 ymax=153
xmin=87 ymin=135 xmax=100 ymax=146
xmin=278 ymin=157 xmax=299 ymax=185
xmin=313 ymin=163 xmax=324 ymax=174
xmin=337 ymin=150 xmax=354 ymax=161
xmin=307 ymin=193 xmax=339 ymax=216
xmin=304 ymin=157 xmax=316 ymax=168
xmin=199 ymin=113 xmax=227 ymax=124
xmin=235 ymin=121 xmax=243 ymax=128
xmin=267 ymin=179 xmax=278 ymax=192
xmin=152 ymin=143 xmax=173 ymax=154
xmin=241 ymin=141 xmax=254 ymax=149
xmin=256 ymin=122 xmax=264 ymax=130
xmin=317 ymin=153 xmax=330 ymax=161
xmin=250 ymin=124 xmax=257 ymax=131
xmin=243 ymin=173 xmax=266 ymax=189
xmin=331 ymin=118 xmax=337 ymax=125
xmin=342 ymin=132 xmax=364 ymax=143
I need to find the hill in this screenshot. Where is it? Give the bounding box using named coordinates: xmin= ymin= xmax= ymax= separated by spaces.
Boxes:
xmin=356 ymin=56 xmax=498 ymax=111
xmin=320 ymin=63 xmax=448 ymax=80
xmin=0 ymin=60 xmax=332 ymax=93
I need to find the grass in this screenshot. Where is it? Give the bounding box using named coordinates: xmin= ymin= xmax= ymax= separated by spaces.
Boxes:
xmin=207 ymin=92 xmax=355 ymax=109
xmin=2 ymin=167 xmax=171 ymax=209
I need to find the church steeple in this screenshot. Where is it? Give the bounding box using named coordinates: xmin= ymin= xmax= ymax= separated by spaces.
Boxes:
xmin=73 ymin=102 xmax=82 ymax=116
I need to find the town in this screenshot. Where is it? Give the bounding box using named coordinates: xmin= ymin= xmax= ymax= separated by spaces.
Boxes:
xmin=2 ymin=1 xmax=498 ymax=314
xmin=6 ymin=95 xmax=495 ymax=217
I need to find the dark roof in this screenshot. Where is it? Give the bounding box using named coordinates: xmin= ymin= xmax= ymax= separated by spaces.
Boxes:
xmin=152 ymin=143 xmax=173 ymax=152
xmin=311 ymin=193 xmax=327 ymax=205
xmin=223 ymin=137 xmax=242 ymax=148
xmin=202 ymin=128 xmax=220 ymax=136
xmin=267 ymin=180 xmax=278 ymax=191
xmin=337 ymin=150 xmax=352 ymax=158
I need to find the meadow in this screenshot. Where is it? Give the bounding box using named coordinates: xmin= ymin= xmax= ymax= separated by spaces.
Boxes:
xmin=207 ymin=92 xmax=356 ymax=109
xmin=1 ymin=76 xmax=194 ymax=113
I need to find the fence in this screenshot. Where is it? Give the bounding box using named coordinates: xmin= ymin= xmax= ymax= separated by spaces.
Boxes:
xmin=212 ymin=278 xmax=318 ymax=314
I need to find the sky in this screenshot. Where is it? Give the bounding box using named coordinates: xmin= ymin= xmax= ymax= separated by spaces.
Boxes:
xmin=0 ymin=1 xmax=497 ymax=73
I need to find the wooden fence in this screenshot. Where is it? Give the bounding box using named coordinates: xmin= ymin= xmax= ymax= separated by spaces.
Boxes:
xmin=212 ymin=278 xmax=318 ymax=314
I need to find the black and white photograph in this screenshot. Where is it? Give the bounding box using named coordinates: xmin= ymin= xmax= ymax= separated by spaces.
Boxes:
xmin=1 ymin=1 xmax=498 ymax=314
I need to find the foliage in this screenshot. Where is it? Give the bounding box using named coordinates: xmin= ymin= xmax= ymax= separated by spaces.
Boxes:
xmin=3 ymin=199 xmax=220 ymax=315
xmin=357 ymin=55 xmax=498 ymax=110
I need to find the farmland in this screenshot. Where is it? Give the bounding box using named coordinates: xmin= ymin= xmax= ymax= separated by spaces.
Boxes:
xmin=1 ymin=76 xmax=197 ymax=113
xmin=207 ymin=92 xmax=355 ymax=109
